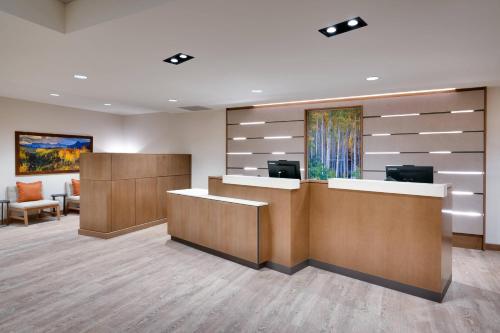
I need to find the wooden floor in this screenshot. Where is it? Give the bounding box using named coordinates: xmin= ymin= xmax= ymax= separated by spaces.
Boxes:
xmin=1 ymin=216 xmax=500 ymax=333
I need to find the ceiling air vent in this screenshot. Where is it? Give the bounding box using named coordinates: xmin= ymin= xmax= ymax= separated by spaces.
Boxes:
xmin=179 ymin=106 xmax=212 ymax=112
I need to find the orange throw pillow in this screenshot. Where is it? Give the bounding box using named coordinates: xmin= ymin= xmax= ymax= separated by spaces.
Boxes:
xmin=16 ymin=181 xmax=43 ymax=202
xmin=72 ymin=179 xmax=80 ymax=196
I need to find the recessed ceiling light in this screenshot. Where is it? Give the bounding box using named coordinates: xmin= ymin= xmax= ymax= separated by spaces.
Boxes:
xmin=73 ymin=74 xmax=88 ymax=80
xmin=319 ymin=17 xmax=367 ymax=38
xmin=164 ymin=53 xmax=194 ymax=65
xmin=347 ymin=19 xmax=359 ymax=27
xmin=49 ymin=93 xmax=60 ymax=97
xmin=168 ymin=99 xmax=178 ymax=102
xmin=326 ymin=26 xmax=337 ymax=34
xmin=366 ymin=76 xmax=379 ymax=81
xmin=104 ymin=103 xmax=112 ymax=106
xmin=252 ymin=89 xmax=263 ymax=93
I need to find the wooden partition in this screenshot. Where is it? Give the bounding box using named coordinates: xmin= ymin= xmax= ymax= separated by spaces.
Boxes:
xmin=79 ymin=153 xmax=191 ymax=238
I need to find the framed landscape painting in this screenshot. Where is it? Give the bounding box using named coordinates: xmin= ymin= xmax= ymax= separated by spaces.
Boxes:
xmin=306 ymin=106 xmax=363 ymax=180
xmin=15 ymin=131 xmax=93 ymax=175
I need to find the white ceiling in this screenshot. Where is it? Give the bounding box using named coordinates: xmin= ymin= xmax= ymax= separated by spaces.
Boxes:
xmin=0 ymin=0 xmax=500 ymax=115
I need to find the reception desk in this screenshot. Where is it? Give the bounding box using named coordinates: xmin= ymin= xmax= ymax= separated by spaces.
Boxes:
xmin=167 ymin=175 xmax=452 ymax=302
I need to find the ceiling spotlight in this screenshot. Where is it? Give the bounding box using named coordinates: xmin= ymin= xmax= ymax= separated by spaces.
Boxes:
xmin=168 ymin=99 xmax=178 ymax=102
xmin=104 ymin=103 xmax=112 ymax=106
xmin=326 ymin=26 xmax=337 ymax=34
xmin=49 ymin=93 xmax=60 ymax=97
xmin=319 ymin=17 xmax=367 ymax=38
xmin=73 ymin=74 xmax=88 ymax=80
xmin=252 ymin=89 xmax=263 ymax=93
xmin=348 ymin=19 xmax=359 ymax=27
xmin=164 ymin=53 xmax=194 ymax=65
xmin=366 ymin=76 xmax=379 ymax=81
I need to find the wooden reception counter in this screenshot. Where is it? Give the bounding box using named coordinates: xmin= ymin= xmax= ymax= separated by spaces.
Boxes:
xmin=168 ymin=175 xmax=452 ymax=302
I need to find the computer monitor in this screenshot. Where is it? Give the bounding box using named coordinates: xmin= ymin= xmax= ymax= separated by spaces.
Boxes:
xmin=385 ymin=165 xmax=434 ymax=184
xmin=268 ymin=160 xmax=301 ymax=180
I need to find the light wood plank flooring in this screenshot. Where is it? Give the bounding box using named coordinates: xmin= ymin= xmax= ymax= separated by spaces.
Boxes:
xmin=1 ymin=215 xmax=500 ymax=333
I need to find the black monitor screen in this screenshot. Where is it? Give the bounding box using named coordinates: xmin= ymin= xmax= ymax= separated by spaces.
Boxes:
xmin=268 ymin=160 xmax=301 ymax=180
xmin=385 ymin=165 xmax=433 ymax=184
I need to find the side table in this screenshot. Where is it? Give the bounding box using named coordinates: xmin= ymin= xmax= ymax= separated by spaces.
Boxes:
xmin=0 ymin=200 xmax=10 ymax=227
xmin=51 ymin=194 xmax=67 ymax=216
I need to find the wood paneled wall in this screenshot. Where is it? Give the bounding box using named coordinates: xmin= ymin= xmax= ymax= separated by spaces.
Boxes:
xmin=80 ymin=153 xmax=191 ymax=238
xmin=226 ymin=88 xmax=486 ymax=236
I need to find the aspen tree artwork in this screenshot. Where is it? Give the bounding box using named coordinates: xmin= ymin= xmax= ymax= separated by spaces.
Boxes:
xmin=306 ymin=106 xmax=362 ymax=180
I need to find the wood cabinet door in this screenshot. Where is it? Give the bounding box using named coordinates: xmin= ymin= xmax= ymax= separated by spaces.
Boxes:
xmin=112 ymin=154 xmax=158 ymax=180
xmin=157 ymin=155 xmax=191 ymax=176
xmin=80 ymin=153 xmax=111 ymax=180
xmin=136 ymin=178 xmax=158 ymax=225
xmin=111 ymin=179 xmax=136 ymax=231
xmin=80 ymin=180 xmax=111 ymax=232
xmin=157 ymin=175 xmax=191 ymax=218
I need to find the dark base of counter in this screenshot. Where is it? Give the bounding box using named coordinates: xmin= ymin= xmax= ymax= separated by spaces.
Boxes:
xmin=308 ymin=259 xmax=452 ymax=303
xmin=171 ymin=236 xmax=264 ymax=270
xmin=264 ymin=260 xmax=309 ymax=275
xmin=170 ymin=237 xmax=451 ymax=302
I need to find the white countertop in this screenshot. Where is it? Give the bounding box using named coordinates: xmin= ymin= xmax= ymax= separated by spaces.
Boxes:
xmin=328 ymin=178 xmax=449 ymax=198
xmin=222 ymin=175 xmax=300 ymax=190
xmin=167 ymin=188 xmax=268 ymax=207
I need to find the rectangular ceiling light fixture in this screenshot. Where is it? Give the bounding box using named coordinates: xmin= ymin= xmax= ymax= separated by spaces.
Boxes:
xmin=164 ymin=53 xmax=194 ymax=65
xmin=319 ymin=17 xmax=367 ymax=38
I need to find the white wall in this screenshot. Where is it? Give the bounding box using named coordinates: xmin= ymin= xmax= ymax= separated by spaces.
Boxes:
xmin=123 ymin=110 xmax=226 ymax=188
xmin=486 ymin=87 xmax=500 ymax=245
xmin=0 ymin=96 xmax=124 ymax=202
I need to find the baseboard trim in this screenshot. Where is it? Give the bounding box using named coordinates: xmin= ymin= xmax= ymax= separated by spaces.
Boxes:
xmin=309 ymin=259 xmax=450 ymax=303
xmin=79 ymin=219 xmax=166 ymax=239
xmin=171 ymin=236 xmax=263 ymax=270
xmin=452 ymin=232 xmax=483 ymax=250
xmin=264 ymin=260 xmax=309 ymax=275
xmin=485 ymin=243 xmax=500 ymax=251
